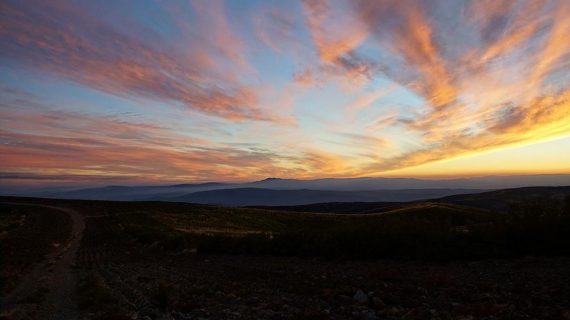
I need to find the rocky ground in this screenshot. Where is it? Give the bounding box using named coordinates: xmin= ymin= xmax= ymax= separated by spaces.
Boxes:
xmin=1 ymin=201 xmax=570 ymax=320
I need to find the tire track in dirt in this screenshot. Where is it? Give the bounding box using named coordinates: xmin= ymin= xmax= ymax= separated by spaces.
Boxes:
xmin=0 ymin=202 xmax=85 ymax=320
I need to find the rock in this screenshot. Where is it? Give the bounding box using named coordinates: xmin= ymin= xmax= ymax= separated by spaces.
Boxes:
xmin=372 ymin=297 xmax=385 ymax=308
xmin=339 ymin=295 xmax=352 ymax=303
xmin=258 ymin=309 xmax=277 ymax=317
xmin=361 ymin=310 xmax=379 ymax=320
xmin=354 ymin=289 xmax=369 ymax=304
xmin=386 ymin=307 xmax=400 ymax=315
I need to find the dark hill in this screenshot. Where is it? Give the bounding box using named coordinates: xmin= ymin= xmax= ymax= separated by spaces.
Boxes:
xmin=434 ymin=186 xmax=570 ymax=211
xmin=167 ymin=188 xmax=485 ymax=206
xmin=253 ymin=186 xmax=570 ymax=214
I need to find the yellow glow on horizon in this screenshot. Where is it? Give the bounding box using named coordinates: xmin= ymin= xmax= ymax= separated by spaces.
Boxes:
xmin=380 ymin=135 xmax=570 ymax=178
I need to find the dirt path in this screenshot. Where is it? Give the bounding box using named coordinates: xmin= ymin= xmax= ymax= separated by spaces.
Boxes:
xmin=1 ymin=203 xmax=85 ymax=320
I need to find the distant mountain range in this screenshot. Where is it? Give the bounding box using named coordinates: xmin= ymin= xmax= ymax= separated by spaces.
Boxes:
xmin=3 ymin=174 xmax=569 ymax=206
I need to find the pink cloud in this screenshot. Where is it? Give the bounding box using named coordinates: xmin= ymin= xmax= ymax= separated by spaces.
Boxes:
xmin=0 ymin=1 xmax=279 ymax=122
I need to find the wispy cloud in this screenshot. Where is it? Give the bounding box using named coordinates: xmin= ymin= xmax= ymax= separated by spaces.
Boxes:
xmin=0 ymin=89 xmax=352 ymax=184
xmin=0 ymin=0 xmax=569 ymax=184
xmin=0 ymin=0 xmax=284 ymax=122
xmin=350 ymin=0 xmax=569 ymax=171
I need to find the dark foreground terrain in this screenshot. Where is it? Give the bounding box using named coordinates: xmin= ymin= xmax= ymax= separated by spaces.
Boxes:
xmin=1 ymin=193 xmax=570 ymax=320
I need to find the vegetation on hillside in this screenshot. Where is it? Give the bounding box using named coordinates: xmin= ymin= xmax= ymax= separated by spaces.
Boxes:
xmin=2 ymin=193 xmax=569 ymax=260
xmin=2 ymin=194 xmax=570 ymax=319
xmin=104 ymin=196 xmax=570 ymax=260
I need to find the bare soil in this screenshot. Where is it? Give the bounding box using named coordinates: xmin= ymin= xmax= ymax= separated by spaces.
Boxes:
xmin=1 ymin=203 xmax=84 ymax=320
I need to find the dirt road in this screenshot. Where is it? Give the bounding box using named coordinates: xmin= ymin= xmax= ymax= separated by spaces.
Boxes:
xmin=1 ymin=203 xmax=85 ymax=320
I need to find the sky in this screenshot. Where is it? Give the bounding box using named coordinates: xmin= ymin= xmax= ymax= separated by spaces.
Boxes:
xmin=0 ymin=0 xmax=569 ymax=187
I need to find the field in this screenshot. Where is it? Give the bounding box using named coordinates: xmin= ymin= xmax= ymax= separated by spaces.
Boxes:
xmin=1 ymin=195 xmax=570 ymax=319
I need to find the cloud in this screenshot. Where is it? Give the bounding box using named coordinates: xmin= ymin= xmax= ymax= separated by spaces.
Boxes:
xmin=0 ymin=90 xmax=350 ymax=185
xmin=302 ymin=0 xmax=369 ymax=62
xmin=292 ymin=0 xmax=569 ymax=173
xmin=299 ymin=0 xmax=382 ymax=88
xmin=369 ymin=91 xmax=570 ymax=172
xmin=254 ymin=4 xmax=307 ymax=57
xmin=347 ymin=0 xmax=569 ymax=171
xmin=0 ymin=0 xmax=282 ymax=122
xmin=366 ymin=112 xmax=398 ymax=131
xmin=1 ymin=0 xmax=569 ymax=182
xmin=338 ymin=133 xmax=392 ymax=151
xmin=351 ymin=0 xmax=458 ymax=108
xmin=345 ymin=86 xmax=395 ymax=113
xmin=293 ymin=69 xmax=320 ymax=87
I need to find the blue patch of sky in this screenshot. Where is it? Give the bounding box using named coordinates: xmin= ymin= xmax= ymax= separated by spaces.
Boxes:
xmin=0 ymin=65 xmax=191 ymax=129
xmin=79 ymin=0 xmax=185 ymax=45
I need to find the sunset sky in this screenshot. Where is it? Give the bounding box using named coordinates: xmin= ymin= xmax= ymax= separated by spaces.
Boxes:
xmin=1 ymin=0 xmax=569 ymax=187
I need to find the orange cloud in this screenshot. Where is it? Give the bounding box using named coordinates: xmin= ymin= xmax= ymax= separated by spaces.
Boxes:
xmin=346 ymin=86 xmax=395 ymax=113
xmin=367 ymin=91 xmax=570 ymax=172
xmin=302 ymin=0 xmax=369 ymax=63
xmin=352 ymin=0 xmax=457 ymax=108
xmin=0 ymin=91 xmax=351 ymax=185
xmin=345 ymin=0 xmax=570 ymax=174
xmin=272 ymin=0 xmax=568 ymax=176
xmin=254 ymin=5 xmax=308 ymax=58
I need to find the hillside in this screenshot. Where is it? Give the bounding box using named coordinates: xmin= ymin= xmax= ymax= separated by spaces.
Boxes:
xmin=255 ymin=186 xmax=570 ymax=214
xmin=434 ymin=186 xmax=570 ymax=211
xmin=2 ymin=195 xmax=570 ymax=319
